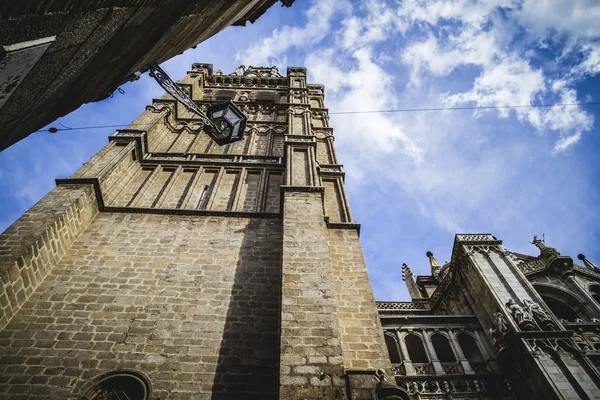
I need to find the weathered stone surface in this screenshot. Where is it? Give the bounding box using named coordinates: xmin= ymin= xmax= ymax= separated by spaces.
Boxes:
xmin=0 ymin=64 xmax=393 ymax=399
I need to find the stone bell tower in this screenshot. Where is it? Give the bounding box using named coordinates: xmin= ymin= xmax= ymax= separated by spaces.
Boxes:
xmin=0 ymin=64 xmax=391 ymax=399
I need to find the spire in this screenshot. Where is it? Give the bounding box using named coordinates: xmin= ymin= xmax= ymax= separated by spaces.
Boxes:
xmin=578 ymin=254 xmax=600 ymax=272
xmin=402 ymin=263 xmax=422 ymax=300
xmin=426 ymin=251 xmax=441 ymax=278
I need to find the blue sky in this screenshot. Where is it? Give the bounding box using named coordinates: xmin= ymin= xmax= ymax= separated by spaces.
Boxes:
xmin=1 ymin=0 xmax=600 ymax=301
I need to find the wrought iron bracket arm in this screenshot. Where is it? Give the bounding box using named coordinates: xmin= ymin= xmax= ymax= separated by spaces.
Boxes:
xmin=148 ymin=62 xmax=216 ymax=131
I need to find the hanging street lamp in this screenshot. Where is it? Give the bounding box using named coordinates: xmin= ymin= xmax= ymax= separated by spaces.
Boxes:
xmin=148 ymin=63 xmax=247 ymax=146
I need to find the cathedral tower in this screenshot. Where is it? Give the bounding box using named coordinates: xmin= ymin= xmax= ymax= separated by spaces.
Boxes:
xmin=0 ymin=64 xmax=391 ymax=399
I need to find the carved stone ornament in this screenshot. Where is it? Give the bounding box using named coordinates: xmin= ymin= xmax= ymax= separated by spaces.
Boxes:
xmin=375 ymin=369 xmax=409 ymax=400
xmin=506 ymin=298 xmax=535 ymax=330
xmin=147 ymin=103 xmax=204 ymax=134
xmin=522 ymin=298 xmax=557 ymax=330
xmin=232 ymin=65 xmax=246 ymax=76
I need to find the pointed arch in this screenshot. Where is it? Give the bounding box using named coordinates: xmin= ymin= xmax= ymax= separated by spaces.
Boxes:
xmin=430 ymin=333 xmax=456 ymax=362
xmin=533 ymin=283 xmax=590 ymax=321
xmin=384 ymin=333 xmax=402 ymax=364
xmin=404 ymin=334 xmax=429 ymax=363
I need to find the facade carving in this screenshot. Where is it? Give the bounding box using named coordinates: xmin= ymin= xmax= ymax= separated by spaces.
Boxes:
xmin=381 ymin=234 xmax=600 ymax=399
xmin=1 ymin=63 xmax=600 ymax=399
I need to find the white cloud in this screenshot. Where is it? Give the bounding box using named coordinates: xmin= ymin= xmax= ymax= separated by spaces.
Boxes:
xmin=236 ymin=0 xmax=351 ymax=67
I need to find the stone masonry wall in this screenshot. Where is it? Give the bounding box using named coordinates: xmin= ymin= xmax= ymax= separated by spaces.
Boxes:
xmin=328 ymin=228 xmax=391 ymax=372
xmin=279 ymin=190 xmax=346 ymax=399
xmin=0 ymin=184 xmax=99 ymax=331
xmin=0 ymin=213 xmax=282 ymax=400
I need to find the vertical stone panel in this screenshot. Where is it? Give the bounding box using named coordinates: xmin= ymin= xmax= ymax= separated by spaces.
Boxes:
xmin=229 ymin=134 xmax=249 ymax=155
xmin=291 ymin=149 xmax=309 ymax=186
xmin=272 ymin=135 xmax=284 ymax=157
xmin=189 ymin=132 xmax=212 ymax=154
xmin=160 ymin=168 xmax=197 ymax=209
xmin=211 ymin=170 xmax=239 ymax=211
xmin=170 ymin=132 xmax=195 ymax=153
xmin=239 ymin=171 xmax=261 ymax=212
xmin=292 ymin=114 xmax=305 ymax=135
xmin=100 ymin=146 xmax=137 ymax=204
xmin=185 ymin=168 xmax=217 ymax=210
xmin=254 ymin=133 xmax=270 ymax=156
xmin=264 ymin=173 xmax=283 ymax=213
xmin=135 ymin=167 xmax=175 ymax=209
xmin=151 ymin=125 xmax=179 ymax=153
xmin=279 ymin=190 xmax=345 ymax=399
xmin=323 ymin=179 xmax=345 ymax=223
xmin=316 ymin=139 xmax=332 ymax=164
xmin=114 ymin=167 xmax=153 ymax=207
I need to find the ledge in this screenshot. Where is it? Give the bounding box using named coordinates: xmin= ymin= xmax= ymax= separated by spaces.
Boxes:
xmin=109 ymin=129 xmax=147 ymax=159
xmin=326 ymin=222 xmax=361 ymax=235
xmin=516 ymin=330 xmax=573 ymax=338
xmin=281 ymin=185 xmax=325 ymax=193
xmin=56 ymin=178 xmax=105 ymax=209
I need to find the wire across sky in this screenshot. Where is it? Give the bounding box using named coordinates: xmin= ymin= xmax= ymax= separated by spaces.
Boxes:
xmin=38 ymin=101 xmax=600 ymax=132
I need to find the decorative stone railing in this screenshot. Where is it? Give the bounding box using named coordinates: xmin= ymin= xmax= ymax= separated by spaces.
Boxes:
xmin=391 ymin=364 xmax=406 ymax=375
xmin=397 ymin=378 xmax=498 ymax=396
xmin=442 ymin=362 xmax=464 ymax=374
xmin=470 ymin=362 xmax=490 ymax=373
xmin=413 ymin=363 xmax=435 ymax=375
xmin=376 ymin=301 xmax=429 ymax=312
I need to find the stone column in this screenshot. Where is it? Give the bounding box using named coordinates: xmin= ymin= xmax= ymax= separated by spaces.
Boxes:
xmin=422 ymin=329 xmax=445 ymax=375
xmin=397 ymin=331 xmax=415 ymax=376
xmin=448 ymin=330 xmax=474 ymax=374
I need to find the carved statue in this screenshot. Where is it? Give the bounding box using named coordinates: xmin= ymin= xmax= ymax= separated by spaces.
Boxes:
xmin=270 ymin=66 xmax=281 ymax=77
xmin=494 ymin=311 xmax=509 ymax=333
xmin=523 ymin=299 xmax=549 ymax=321
xmin=505 ymin=299 xmax=526 ymax=324
xmin=214 ymin=69 xmax=223 ymax=76
xmin=233 ymin=65 xmax=245 ymax=76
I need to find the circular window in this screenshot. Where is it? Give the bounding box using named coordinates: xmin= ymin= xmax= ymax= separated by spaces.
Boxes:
xmin=81 ymin=371 xmax=151 ymax=400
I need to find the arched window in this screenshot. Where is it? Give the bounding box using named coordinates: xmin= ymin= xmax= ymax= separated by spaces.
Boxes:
xmin=385 ymin=334 xmax=402 ymax=364
xmin=589 ymin=285 xmax=600 ymax=305
xmin=431 ymin=334 xmax=456 ymax=362
xmin=457 ymin=333 xmax=484 ymax=363
xmin=405 ymin=334 xmax=429 ymax=363
xmin=82 ymin=371 xmax=150 ymax=400
xmin=541 ymin=295 xmax=580 ymax=321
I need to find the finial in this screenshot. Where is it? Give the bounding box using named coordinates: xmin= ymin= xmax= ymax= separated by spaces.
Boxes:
xmin=427 ymin=251 xmax=441 ymax=277
xmin=578 ymin=254 xmax=600 ymax=272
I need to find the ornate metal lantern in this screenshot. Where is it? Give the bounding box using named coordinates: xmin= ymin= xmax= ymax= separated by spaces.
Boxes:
xmin=148 ymin=63 xmax=247 ymax=146
xmin=206 ymin=101 xmax=247 ymax=145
